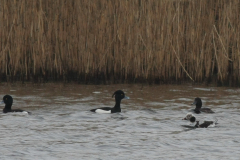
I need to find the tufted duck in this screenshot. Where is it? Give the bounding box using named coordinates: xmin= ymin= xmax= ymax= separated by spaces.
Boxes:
xmin=90 ymin=90 xmax=129 ymax=113
xmin=192 ymin=97 xmax=214 ymax=113
xmin=1 ymin=95 xmax=31 ymax=114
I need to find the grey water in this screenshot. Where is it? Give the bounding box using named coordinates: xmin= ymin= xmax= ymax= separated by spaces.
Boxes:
xmin=0 ymin=83 xmax=240 ymax=160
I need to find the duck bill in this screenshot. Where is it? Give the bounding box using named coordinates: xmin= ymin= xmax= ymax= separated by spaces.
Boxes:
xmin=124 ymin=96 xmax=130 ymax=99
xmin=0 ymin=101 xmax=4 ymax=105
xmin=182 ymin=118 xmax=187 ymax=120
xmin=192 ymin=100 xmax=197 ymax=105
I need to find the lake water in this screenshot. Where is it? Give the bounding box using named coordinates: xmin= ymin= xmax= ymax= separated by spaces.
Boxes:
xmin=0 ymin=83 xmax=240 ymax=160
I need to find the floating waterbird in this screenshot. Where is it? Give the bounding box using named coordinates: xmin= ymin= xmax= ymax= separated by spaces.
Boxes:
xmin=1 ymin=95 xmax=31 ymax=114
xmin=192 ymin=97 xmax=214 ymax=114
xmin=182 ymin=113 xmax=217 ymax=128
xmin=90 ymin=90 xmax=129 ymax=113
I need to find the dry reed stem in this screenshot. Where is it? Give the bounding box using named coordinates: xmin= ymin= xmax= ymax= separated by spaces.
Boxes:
xmin=213 ymin=25 xmax=232 ymax=62
xmin=212 ymin=31 xmax=223 ymax=83
xmin=170 ymin=41 xmax=194 ymax=82
xmin=0 ymin=0 xmax=239 ymax=85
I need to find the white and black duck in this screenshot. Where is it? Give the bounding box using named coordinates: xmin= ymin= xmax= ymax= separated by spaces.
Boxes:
xmin=90 ymin=90 xmax=129 ymax=113
xmin=182 ymin=113 xmax=217 ymax=128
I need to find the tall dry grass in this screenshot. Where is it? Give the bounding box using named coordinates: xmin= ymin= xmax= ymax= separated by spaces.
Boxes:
xmin=0 ymin=0 xmax=239 ymax=85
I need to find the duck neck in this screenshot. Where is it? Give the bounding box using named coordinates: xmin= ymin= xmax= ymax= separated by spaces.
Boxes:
xmin=113 ymin=99 xmax=121 ymax=112
xmin=4 ymin=104 xmax=12 ymax=111
xmin=195 ymin=103 xmax=202 ymax=109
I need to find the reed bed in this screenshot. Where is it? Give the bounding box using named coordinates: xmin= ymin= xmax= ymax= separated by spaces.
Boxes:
xmin=0 ymin=0 xmax=240 ymax=85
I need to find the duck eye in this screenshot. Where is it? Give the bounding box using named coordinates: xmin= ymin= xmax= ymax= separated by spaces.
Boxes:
xmin=5 ymin=98 xmax=7 ymax=100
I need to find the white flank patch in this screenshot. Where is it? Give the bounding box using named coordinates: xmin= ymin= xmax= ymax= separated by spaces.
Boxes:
xmin=93 ymin=91 xmax=101 ymax=94
xmin=22 ymin=111 xmax=29 ymax=114
xmin=208 ymin=123 xmax=216 ymax=128
xmin=95 ymin=109 xmax=111 ymax=114
xmin=10 ymin=111 xmax=29 ymax=115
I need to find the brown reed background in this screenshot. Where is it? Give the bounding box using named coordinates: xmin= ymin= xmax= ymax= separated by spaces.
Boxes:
xmin=0 ymin=0 xmax=240 ymax=85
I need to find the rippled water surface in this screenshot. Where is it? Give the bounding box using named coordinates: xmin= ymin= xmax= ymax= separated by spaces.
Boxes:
xmin=0 ymin=83 xmax=240 ymax=160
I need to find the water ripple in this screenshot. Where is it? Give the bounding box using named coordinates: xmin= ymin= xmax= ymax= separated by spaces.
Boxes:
xmin=0 ymin=84 xmax=240 ymax=159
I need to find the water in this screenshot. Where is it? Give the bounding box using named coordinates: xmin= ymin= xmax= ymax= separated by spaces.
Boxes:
xmin=0 ymin=83 xmax=240 ymax=160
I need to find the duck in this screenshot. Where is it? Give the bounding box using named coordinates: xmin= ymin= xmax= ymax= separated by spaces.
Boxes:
xmin=182 ymin=113 xmax=217 ymax=128
xmin=90 ymin=90 xmax=129 ymax=113
xmin=194 ymin=121 xmax=216 ymax=128
xmin=192 ymin=97 xmax=214 ymax=113
xmin=1 ymin=95 xmax=31 ymax=114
